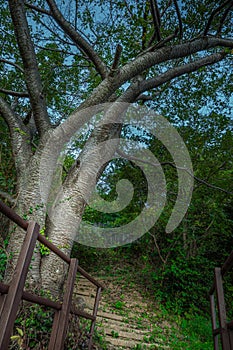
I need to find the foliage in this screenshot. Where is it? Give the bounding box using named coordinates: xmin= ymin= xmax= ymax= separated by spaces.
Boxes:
xmin=12 ymin=303 xmax=54 ymax=349
xmin=11 ymin=302 xmax=101 ymax=350
xmin=0 ymin=236 xmax=8 ymax=281
xmin=0 ymin=0 xmax=233 ymax=346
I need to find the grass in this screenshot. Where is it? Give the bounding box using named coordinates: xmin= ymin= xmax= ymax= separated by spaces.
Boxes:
xmin=71 ymin=245 xmax=214 ymax=349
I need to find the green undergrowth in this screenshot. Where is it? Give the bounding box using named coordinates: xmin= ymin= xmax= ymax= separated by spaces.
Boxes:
xmin=72 ymin=243 xmax=214 ymax=349
xmin=11 ymin=302 xmax=102 ymax=349
xmin=99 ymin=285 xmax=213 ymax=350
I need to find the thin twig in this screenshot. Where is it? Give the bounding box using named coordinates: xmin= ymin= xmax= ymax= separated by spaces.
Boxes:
xmin=117 ymin=149 xmax=233 ymax=195
xmin=149 ymin=232 xmax=166 ymax=264
xmin=204 ymin=0 xmax=232 ymax=36
xmin=217 ymin=2 xmax=233 ymax=36
xmin=0 ymin=59 xmax=24 ymax=73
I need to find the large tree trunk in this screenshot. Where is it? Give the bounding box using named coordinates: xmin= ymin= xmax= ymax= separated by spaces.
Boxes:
xmin=5 ymin=110 xmax=121 ymax=297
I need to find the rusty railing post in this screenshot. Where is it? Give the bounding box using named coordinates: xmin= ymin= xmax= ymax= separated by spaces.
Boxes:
xmin=49 ymin=258 xmax=78 ymax=350
xmin=88 ymin=286 xmax=102 ymax=350
xmin=210 ymin=293 xmax=219 ymax=350
xmin=215 ymin=267 xmax=231 ymax=350
xmin=0 ymin=201 xmax=103 ymax=350
xmin=0 ymin=221 xmax=39 ymax=350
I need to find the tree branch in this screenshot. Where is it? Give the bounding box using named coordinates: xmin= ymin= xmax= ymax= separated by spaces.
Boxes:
xmin=109 ymin=44 xmax=123 ymax=77
xmin=149 ymin=232 xmax=166 ymax=264
xmin=150 ymin=30 xmax=179 ymax=50
xmin=0 ymin=88 xmax=29 ymax=98
xmin=0 ymin=59 xmax=24 ymax=73
xmin=46 ymin=0 xmax=107 ymax=79
xmin=116 ymin=149 xmax=233 ymax=195
xmin=25 ymin=2 xmax=52 ymax=16
xmin=8 ymin=0 xmax=51 ymax=136
xmin=173 ymin=0 xmax=183 ymax=38
xmin=67 ymin=37 xmax=232 ymax=120
xmin=0 ymin=96 xmax=32 ymax=168
xmin=217 ymin=2 xmax=233 ymax=36
xmin=139 ymin=51 xmax=226 ymax=92
xmin=118 ymin=37 xmax=233 ymax=86
xmin=149 ymin=0 xmax=161 ymax=42
xmin=0 ymin=96 xmax=22 ymax=130
xmin=116 ymin=52 xmax=226 ymax=105
xmin=204 ymin=0 xmax=233 ymax=36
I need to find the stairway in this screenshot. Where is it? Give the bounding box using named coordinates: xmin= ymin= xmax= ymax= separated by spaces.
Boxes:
xmin=74 ymin=276 xmax=171 ymax=349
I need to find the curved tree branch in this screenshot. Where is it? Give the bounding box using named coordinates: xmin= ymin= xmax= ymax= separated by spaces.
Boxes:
xmin=117 ymin=149 xmax=233 ymax=195
xmin=217 ymin=2 xmax=233 ymax=36
xmin=118 ymin=37 xmax=233 ymax=86
xmin=109 ymin=52 xmax=226 ymax=111
xmin=204 ymin=0 xmax=233 ymax=36
xmin=173 ymin=0 xmax=183 ymax=38
xmin=25 ymin=2 xmax=52 ymax=16
xmin=0 ymin=59 xmax=24 ymax=73
xmin=139 ymin=51 xmax=226 ymax=93
xmin=46 ymin=0 xmax=107 ymax=79
xmin=8 ymin=0 xmax=51 ymax=136
xmin=0 ymin=96 xmax=32 ymax=169
xmin=0 ymin=88 xmax=29 ymax=98
xmin=74 ymin=36 xmax=233 ymax=113
xmin=149 ymin=0 xmax=161 ymax=42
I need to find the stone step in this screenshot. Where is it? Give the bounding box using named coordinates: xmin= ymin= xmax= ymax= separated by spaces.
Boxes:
xmin=104 ymin=335 xmax=168 ymax=349
xmin=75 ymin=275 xmax=170 ymax=349
xmin=97 ymin=319 xmax=150 ymax=335
xmin=97 ymin=310 xmax=125 ymax=321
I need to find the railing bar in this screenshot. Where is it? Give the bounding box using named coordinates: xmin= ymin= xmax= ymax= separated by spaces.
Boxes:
xmin=0 ymin=282 xmax=96 ymax=319
xmin=70 ymin=305 xmax=96 ymax=321
xmin=38 ymin=234 xmax=71 ymax=264
xmin=0 ymin=201 xmax=103 ymax=349
xmin=221 ymin=250 xmax=233 ymax=276
xmin=0 ymin=200 xmax=28 ymax=230
xmin=77 ymin=265 xmax=104 ymax=288
xmin=0 ymin=282 xmax=62 ymax=310
xmin=215 ymin=267 xmax=231 ymax=349
xmin=209 ymin=282 xmax=215 ymax=296
xmin=92 ymin=287 xmax=102 ymax=319
xmin=0 ymin=222 xmax=39 ymax=350
xmin=210 ymin=294 xmax=218 ymax=330
xmin=88 ymin=287 xmax=102 ymax=350
xmin=210 ymin=294 xmax=219 ymax=350
xmin=49 ymin=258 xmax=78 ymax=350
xmin=49 ymin=311 xmax=60 ymax=350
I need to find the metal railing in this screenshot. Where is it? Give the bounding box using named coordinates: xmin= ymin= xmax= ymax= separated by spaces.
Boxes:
xmin=209 ymin=251 xmax=233 ymax=349
xmin=0 ymin=200 xmax=103 ymax=350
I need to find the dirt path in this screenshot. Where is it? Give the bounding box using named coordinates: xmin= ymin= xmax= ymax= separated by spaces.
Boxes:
xmin=74 ymin=275 xmax=172 ymax=349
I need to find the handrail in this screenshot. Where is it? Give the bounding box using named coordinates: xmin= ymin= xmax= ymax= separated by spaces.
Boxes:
xmin=0 ymin=199 xmax=104 ymax=349
xmin=221 ymin=250 xmax=233 ymax=276
xmin=0 ymin=200 xmax=104 ymax=289
xmin=209 ymin=250 xmax=233 ymax=295
xmin=209 ymin=252 xmax=233 ymax=350
xmin=0 ymin=200 xmax=28 ymax=230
